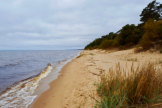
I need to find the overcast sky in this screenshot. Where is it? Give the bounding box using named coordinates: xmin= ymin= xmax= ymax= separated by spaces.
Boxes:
xmin=0 ymin=0 xmax=155 ymax=50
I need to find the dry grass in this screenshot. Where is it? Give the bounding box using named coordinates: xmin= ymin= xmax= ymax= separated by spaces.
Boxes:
xmin=158 ymin=61 xmax=162 ymax=64
xmin=134 ymin=47 xmax=146 ymax=53
xmin=89 ymin=53 xmax=95 ymax=55
xmin=127 ymin=58 xmax=137 ymax=62
xmin=159 ymin=61 xmax=162 ymax=64
xmin=156 ymin=60 xmax=162 ymax=64
xmin=77 ymin=53 xmax=95 ymax=58
xmin=95 ymin=62 xmax=162 ymax=108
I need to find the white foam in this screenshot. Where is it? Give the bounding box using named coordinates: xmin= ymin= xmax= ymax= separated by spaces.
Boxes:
xmin=0 ymin=65 xmax=53 ymax=108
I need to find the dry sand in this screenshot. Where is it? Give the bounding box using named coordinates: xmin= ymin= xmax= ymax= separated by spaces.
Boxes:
xmin=32 ymin=49 xmax=162 ymax=108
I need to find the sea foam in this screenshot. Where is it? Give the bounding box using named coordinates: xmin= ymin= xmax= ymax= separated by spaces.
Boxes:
xmin=0 ymin=64 xmax=53 ymax=108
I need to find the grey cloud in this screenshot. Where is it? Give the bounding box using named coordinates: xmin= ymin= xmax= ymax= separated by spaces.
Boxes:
xmin=0 ymin=0 xmax=154 ymax=50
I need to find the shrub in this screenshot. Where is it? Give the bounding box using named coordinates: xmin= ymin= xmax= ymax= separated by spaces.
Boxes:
xmin=100 ymin=40 xmax=114 ymax=49
xmin=139 ymin=19 xmax=162 ymax=51
xmin=134 ymin=47 xmax=144 ymax=53
xmin=160 ymin=50 xmax=162 ymax=53
xmin=96 ymin=62 xmax=162 ymax=107
xmin=139 ymin=38 xmax=154 ymax=51
xmin=118 ymin=43 xmax=135 ymax=50
xmin=84 ymin=38 xmax=102 ymax=49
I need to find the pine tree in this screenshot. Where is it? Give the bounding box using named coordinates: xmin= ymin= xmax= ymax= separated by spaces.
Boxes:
xmin=140 ymin=0 xmax=162 ymax=22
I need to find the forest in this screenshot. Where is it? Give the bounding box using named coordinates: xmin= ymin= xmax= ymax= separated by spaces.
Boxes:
xmin=84 ymin=0 xmax=162 ymax=52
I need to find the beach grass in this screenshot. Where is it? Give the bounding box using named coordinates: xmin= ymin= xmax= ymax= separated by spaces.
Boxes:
xmin=89 ymin=53 xmax=94 ymax=55
xmin=77 ymin=54 xmax=85 ymax=58
xmin=156 ymin=60 xmax=162 ymax=64
xmin=95 ymin=62 xmax=162 ymax=108
xmin=159 ymin=60 xmax=162 ymax=64
xmin=127 ymin=58 xmax=137 ymax=62
xmin=77 ymin=53 xmax=94 ymax=58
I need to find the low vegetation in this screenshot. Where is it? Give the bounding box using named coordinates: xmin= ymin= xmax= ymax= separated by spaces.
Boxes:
xmin=95 ymin=62 xmax=162 ymax=107
xmin=83 ymin=1 xmax=162 ymax=107
xmin=156 ymin=60 xmax=162 ymax=64
xmin=77 ymin=54 xmax=85 ymax=58
xmin=127 ymin=58 xmax=137 ymax=62
xmin=77 ymin=53 xmax=95 ymax=58
xmin=89 ymin=53 xmax=94 ymax=55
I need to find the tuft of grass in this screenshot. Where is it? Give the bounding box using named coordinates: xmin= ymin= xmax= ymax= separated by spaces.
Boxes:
xmin=127 ymin=58 xmax=137 ymax=62
xmin=159 ymin=61 xmax=162 ymax=64
xmin=134 ymin=47 xmax=151 ymax=53
xmin=89 ymin=53 xmax=94 ymax=55
xmin=77 ymin=53 xmax=94 ymax=58
xmin=77 ymin=54 xmax=85 ymax=58
xmin=156 ymin=60 xmax=162 ymax=64
xmin=95 ymin=62 xmax=162 ymax=108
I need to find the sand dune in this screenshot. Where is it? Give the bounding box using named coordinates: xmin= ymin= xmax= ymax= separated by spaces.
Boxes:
xmin=32 ymin=49 xmax=162 ymax=108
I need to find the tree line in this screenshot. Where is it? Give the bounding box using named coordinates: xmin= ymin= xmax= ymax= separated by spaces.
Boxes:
xmin=84 ymin=0 xmax=162 ymax=51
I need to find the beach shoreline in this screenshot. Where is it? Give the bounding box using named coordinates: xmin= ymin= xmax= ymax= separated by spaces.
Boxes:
xmin=30 ymin=50 xmax=99 ymax=108
xmin=27 ymin=51 xmax=81 ymax=108
xmin=30 ymin=49 xmax=162 ymax=108
xmin=31 ymin=59 xmax=76 ymax=108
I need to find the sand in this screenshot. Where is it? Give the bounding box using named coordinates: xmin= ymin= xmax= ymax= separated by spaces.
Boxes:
xmin=32 ymin=49 xmax=162 ymax=108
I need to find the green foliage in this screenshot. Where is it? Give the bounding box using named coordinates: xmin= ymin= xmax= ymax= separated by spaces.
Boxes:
xmin=85 ymin=23 xmax=143 ymax=50
xmin=117 ymin=24 xmax=142 ymax=46
xmin=84 ymin=0 xmax=162 ymax=51
xmin=101 ymin=32 xmax=117 ymax=40
xmin=100 ymin=40 xmax=114 ymax=49
xmin=139 ymin=19 xmax=162 ymax=50
xmin=107 ymin=32 xmax=117 ymax=40
xmin=85 ymin=32 xmax=117 ymax=49
xmin=140 ymin=0 xmax=162 ymax=22
xmin=85 ymin=38 xmax=102 ymax=49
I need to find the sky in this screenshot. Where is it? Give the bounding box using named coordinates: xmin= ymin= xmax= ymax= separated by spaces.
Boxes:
xmin=0 ymin=0 xmax=155 ymax=50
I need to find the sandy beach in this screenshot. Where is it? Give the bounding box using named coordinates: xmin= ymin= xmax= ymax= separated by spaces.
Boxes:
xmin=31 ymin=49 xmax=162 ymax=108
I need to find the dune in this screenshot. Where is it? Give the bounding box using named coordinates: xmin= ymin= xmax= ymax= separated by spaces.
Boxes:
xmin=31 ymin=49 xmax=162 ymax=108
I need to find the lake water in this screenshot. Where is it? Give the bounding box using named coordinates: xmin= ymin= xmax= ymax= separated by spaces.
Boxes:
xmin=0 ymin=50 xmax=81 ymax=108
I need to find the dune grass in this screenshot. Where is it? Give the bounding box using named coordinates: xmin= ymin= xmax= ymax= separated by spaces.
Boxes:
xmin=127 ymin=58 xmax=137 ymax=62
xmin=95 ymin=62 xmax=162 ymax=108
xmin=89 ymin=53 xmax=95 ymax=55
xmin=158 ymin=60 xmax=162 ymax=64
xmin=77 ymin=54 xmax=85 ymax=58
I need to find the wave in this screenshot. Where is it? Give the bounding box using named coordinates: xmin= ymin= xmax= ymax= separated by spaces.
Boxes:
xmin=0 ymin=61 xmax=23 ymax=68
xmin=0 ymin=63 xmax=53 ymax=108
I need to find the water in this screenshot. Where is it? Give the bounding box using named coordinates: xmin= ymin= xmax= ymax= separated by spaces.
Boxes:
xmin=0 ymin=50 xmax=81 ymax=108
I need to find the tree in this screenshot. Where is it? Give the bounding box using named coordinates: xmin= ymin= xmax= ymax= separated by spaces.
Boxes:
xmin=140 ymin=19 xmax=162 ymax=50
xmin=117 ymin=24 xmax=141 ymax=45
xmin=107 ymin=32 xmax=117 ymax=40
xmin=100 ymin=40 xmax=113 ymax=49
xmin=84 ymin=38 xmax=102 ymax=49
xmin=140 ymin=0 xmax=162 ymax=22
xmin=143 ymin=19 xmax=162 ymax=42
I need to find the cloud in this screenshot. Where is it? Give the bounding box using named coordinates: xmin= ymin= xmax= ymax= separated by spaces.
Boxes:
xmin=0 ymin=0 xmax=154 ymax=50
